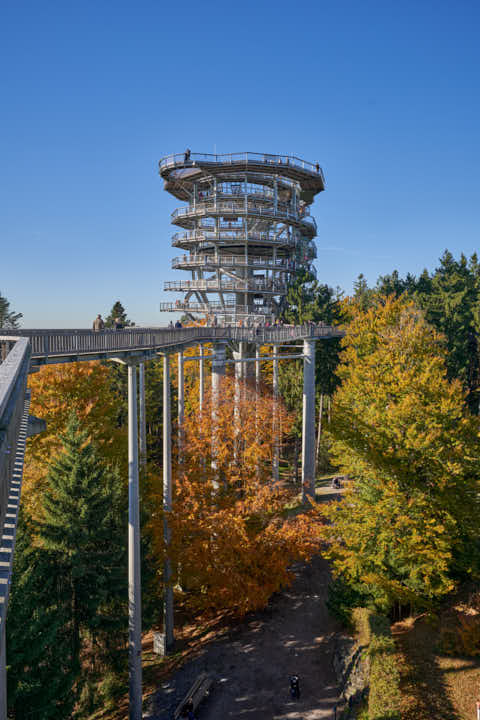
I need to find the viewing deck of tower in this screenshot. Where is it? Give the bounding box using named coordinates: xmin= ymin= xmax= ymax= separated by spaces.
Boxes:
xmin=158 ymin=152 xmax=325 ymax=325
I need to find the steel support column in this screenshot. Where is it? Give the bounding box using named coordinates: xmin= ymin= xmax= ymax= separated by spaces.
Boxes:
xmin=211 ymin=342 xmax=226 ymax=404
xmin=163 ymin=354 xmax=174 ymax=651
xmin=301 ymin=338 xmax=316 ymax=502
xmin=199 ymin=343 xmax=204 ymax=412
xmin=211 ymin=342 xmax=226 ymax=486
xmin=128 ymin=364 xmax=142 ymax=720
xmin=139 ymin=362 xmax=146 ymax=466
xmin=273 ymin=344 xmax=279 ymax=482
xmin=177 ymin=351 xmax=184 ymax=461
xmin=233 ymin=343 xmax=244 ymax=460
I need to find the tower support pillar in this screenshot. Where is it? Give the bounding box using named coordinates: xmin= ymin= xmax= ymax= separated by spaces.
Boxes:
xmin=163 ymin=354 xmax=174 ymax=651
xmin=301 ymin=338 xmax=316 ymax=502
xmin=128 ymin=364 xmax=142 ymax=720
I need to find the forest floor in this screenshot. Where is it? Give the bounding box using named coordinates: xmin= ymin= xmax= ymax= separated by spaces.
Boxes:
xmin=394 ymin=606 xmax=480 ymax=720
xmin=142 ymin=481 xmax=343 ymax=720
xmin=145 ymin=552 xmax=341 ymax=720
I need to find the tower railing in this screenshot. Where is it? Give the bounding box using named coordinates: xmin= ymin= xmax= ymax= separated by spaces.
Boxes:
xmin=159 ymin=152 xmax=325 ymax=184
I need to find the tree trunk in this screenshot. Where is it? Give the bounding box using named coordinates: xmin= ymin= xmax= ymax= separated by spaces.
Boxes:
xmin=294 ymin=436 xmax=299 ymax=484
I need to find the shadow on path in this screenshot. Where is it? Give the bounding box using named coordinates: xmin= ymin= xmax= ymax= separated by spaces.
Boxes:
xmin=147 ymin=555 xmax=342 ymax=720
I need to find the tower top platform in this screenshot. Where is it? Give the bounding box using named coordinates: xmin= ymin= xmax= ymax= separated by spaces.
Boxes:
xmin=159 ymin=152 xmax=325 ymax=202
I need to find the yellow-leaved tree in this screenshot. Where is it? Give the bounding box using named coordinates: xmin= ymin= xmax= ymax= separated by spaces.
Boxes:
xmin=321 ymin=296 xmax=480 ymax=609
xmin=25 ymin=362 xmax=127 ymax=522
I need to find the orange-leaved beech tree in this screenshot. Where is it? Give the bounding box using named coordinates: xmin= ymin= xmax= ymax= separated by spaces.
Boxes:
xmin=25 ymin=362 xmax=127 ymax=522
xmin=149 ymin=376 xmax=322 ymax=616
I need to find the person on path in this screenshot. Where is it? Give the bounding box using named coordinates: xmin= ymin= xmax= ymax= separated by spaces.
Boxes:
xmin=93 ymin=314 xmax=104 ymax=331
xmin=184 ymin=148 xmax=191 ymax=163
xmin=169 ymin=321 xmax=174 ymax=329
xmin=181 ymin=699 xmax=196 ymax=719
xmin=114 ymin=316 xmax=124 ymax=330
xmin=289 ymin=675 xmax=300 ymax=700
xmin=175 ymin=320 xmax=182 ymax=329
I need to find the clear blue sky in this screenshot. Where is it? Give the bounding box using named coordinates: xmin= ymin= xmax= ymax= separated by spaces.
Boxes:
xmin=1 ymin=0 xmax=479 ymax=327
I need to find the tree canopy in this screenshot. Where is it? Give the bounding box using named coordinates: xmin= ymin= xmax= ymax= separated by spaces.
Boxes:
xmin=320 ymin=296 xmax=480 ymax=609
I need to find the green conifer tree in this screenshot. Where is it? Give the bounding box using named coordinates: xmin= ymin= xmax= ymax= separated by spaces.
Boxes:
xmin=0 ymin=291 xmax=22 ymax=328
xmin=7 ymin=515 xmax=78 ymax=719
xmin=105 ymin=301 xmax=132 ymax=328
xmin=8 ymin=414 xmax=127 ymax=717
xmin=38 ymin=413 xmax=126 ymax=658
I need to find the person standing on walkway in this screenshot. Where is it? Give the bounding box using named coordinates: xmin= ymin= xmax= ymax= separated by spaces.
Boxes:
xmin=93 ymin=314 xmax=104 ymax=331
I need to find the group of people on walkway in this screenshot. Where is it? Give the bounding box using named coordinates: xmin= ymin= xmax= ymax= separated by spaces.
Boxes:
xmin=92 ymin=314 xmax=125 ymax=331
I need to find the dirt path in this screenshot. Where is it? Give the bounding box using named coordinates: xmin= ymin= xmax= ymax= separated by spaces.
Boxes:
xmin=147 ymin=554 xmax=341 ymax=720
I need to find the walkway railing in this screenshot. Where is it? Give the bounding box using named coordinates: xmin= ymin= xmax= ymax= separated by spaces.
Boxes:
xmin=164 ymin=279 xmax=289 ymax=294
xmin=0 ymin=325 xmax=343 ymax=362
xmin=172 ymin=230 xmax=297 ymax=248
xmin=171 ymin=200 xmax=317 ymax=233
xmin=172 ymin=254 xmax=296 ymax=270
xmin=0 ymin=335 xmax=31 ymax=615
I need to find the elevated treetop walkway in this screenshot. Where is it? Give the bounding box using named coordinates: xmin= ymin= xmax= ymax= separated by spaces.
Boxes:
xmin=0 ymin=324 xmax=342 ymax=368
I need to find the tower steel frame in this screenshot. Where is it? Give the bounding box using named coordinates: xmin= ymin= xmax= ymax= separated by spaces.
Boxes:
xmin=159 ymin=152 xmax=325 ymax=324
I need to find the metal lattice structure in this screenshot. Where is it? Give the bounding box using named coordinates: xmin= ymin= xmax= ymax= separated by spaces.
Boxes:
xmin=159 ymin=152 xmax=325 ymax=324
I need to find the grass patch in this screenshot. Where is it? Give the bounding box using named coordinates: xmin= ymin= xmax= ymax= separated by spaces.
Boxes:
xmin=352 ymin=608 xmax=401 ymax=720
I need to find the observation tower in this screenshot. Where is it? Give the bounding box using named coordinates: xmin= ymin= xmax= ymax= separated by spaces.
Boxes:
xmin=159 ymin=152 xmax=325 ymax=325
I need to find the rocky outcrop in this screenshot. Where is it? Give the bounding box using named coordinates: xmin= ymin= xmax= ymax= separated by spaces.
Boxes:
xmin=333 ymin=634 xmax=369 ymax=717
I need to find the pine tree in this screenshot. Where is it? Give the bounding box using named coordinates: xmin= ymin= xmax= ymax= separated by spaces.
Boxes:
xmin=7 ymin=514 xmax=78 ymax=719
xmin=415 ymin=251 xmax=480 ymax=412
xmin=8 ymin=416 xmax=127 ymax=717
xmin=0 ymin=291 xmax=22 ymax=328
xmin=352 ymin=273 xmax=375 ymax=310
xmin=105 ymin=300 xmax=132 ymax=328
xmin=36 ymin=412 xmax=127 ymax=663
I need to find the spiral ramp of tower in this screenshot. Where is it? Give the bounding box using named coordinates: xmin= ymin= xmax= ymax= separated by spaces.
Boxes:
xmin=159 ymin=152 xmax=325 ymax=325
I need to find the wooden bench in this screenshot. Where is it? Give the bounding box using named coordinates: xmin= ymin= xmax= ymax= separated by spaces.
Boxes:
xmin=174 ymin=672 xmax=213 ymax=719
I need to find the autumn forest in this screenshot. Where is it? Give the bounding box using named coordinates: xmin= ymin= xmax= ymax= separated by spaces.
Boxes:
xmin=4 ymin=248 xmax=480 ymax=718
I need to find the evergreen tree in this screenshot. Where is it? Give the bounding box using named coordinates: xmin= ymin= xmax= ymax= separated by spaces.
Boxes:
xmin=415 ymin=251 xmax=480 ymax=412
xmin=7 ymin=413 xmax=128 ymax=718
xmin=7 ymin=515 xmax=78 ymax=719
xmin=37 ymin=413 xmax=127 ymax=663
xmin=376 ymin=269 xmax=417 ymax=297
xmin=0 ymin=291 xmax=22 ymax=328
xmin=105 ymin=300 xmax=132 ymax=328
xmin=352 ymin=273 xmax=376 ymax=310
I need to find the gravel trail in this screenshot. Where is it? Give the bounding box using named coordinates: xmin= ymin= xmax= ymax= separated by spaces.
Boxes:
xmin=147 ymin=554 xmax=341 ymax=720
